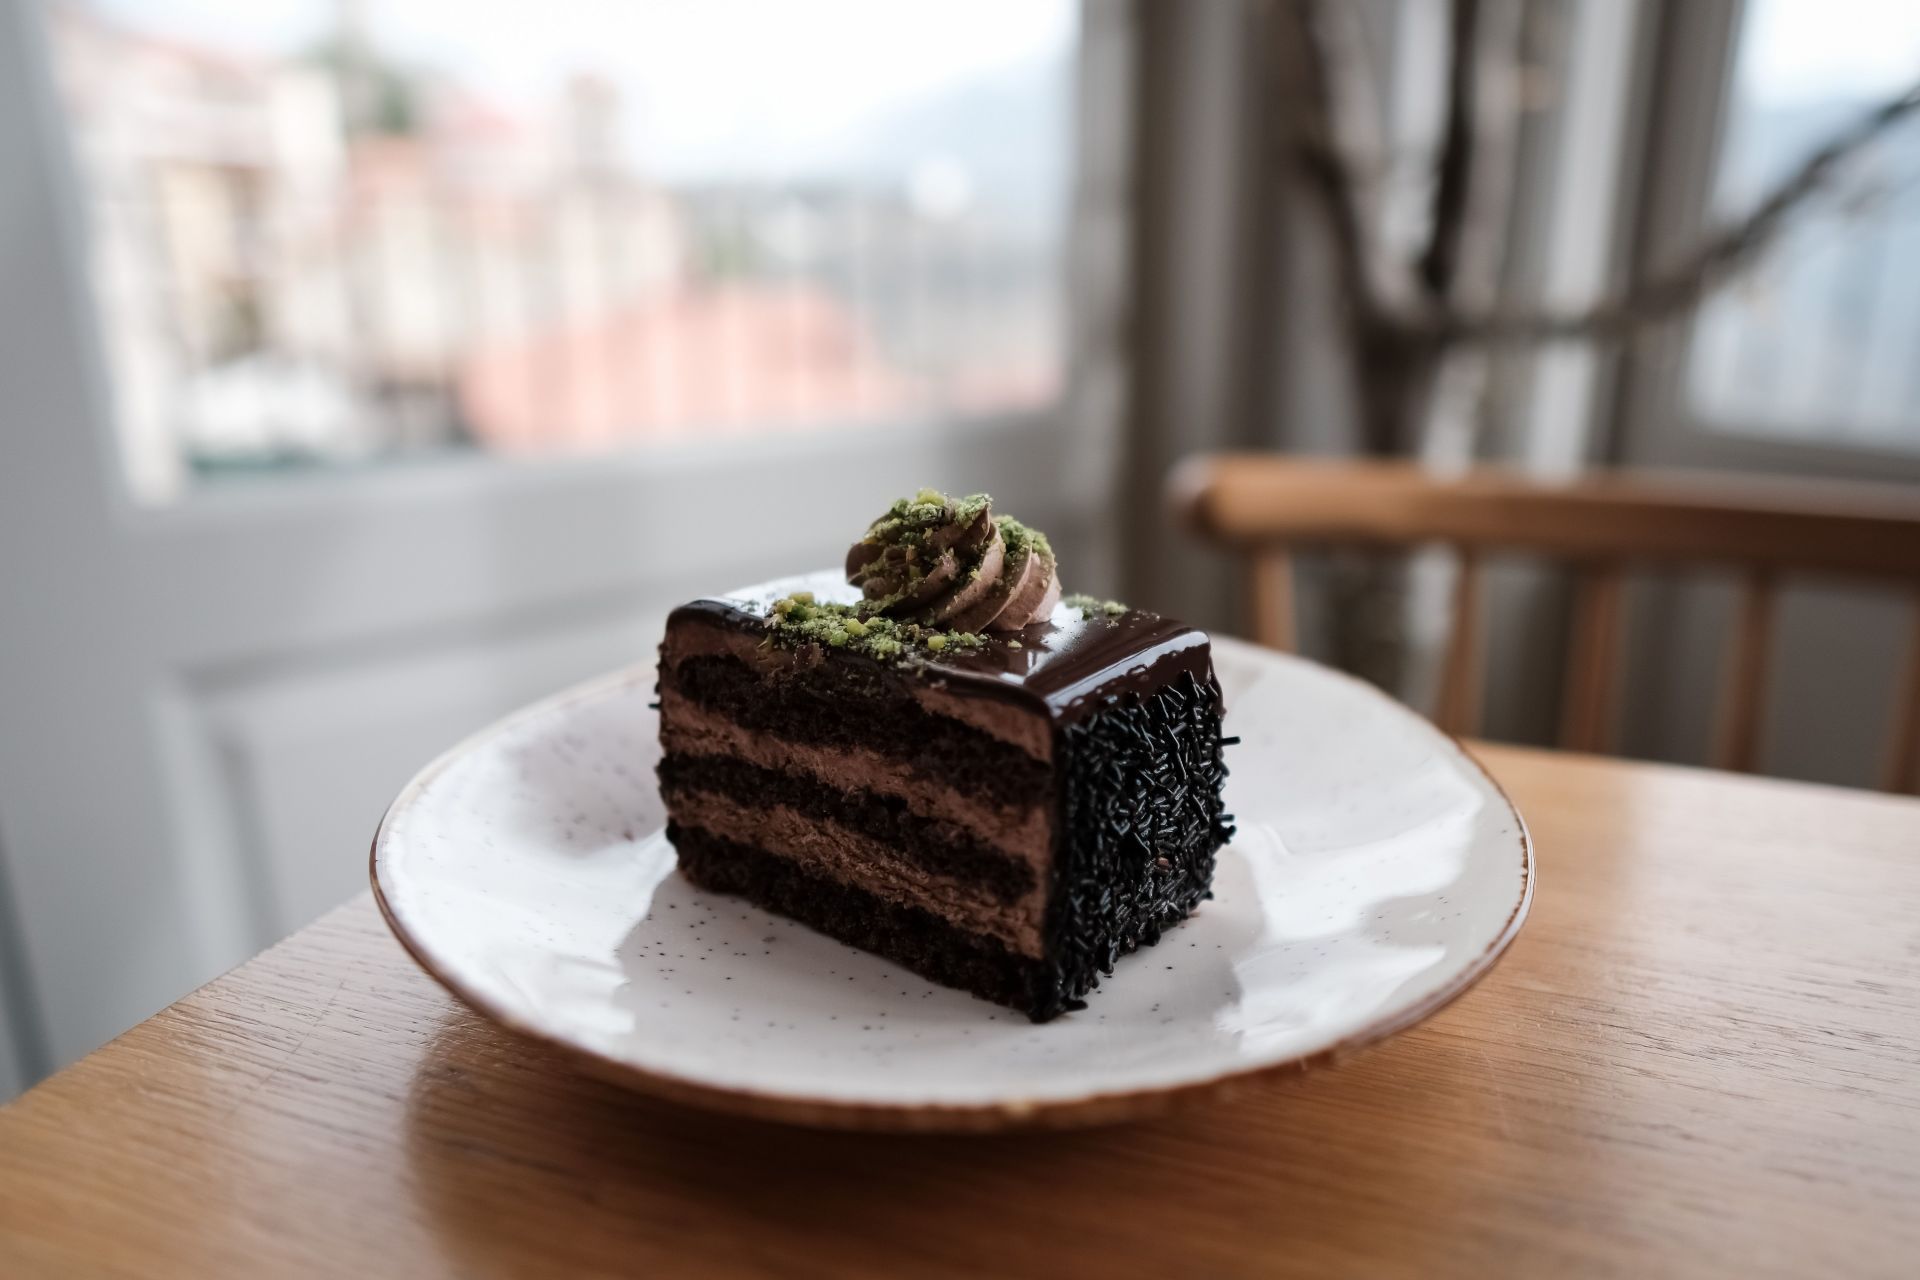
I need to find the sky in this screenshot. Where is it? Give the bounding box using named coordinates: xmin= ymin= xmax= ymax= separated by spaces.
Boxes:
xmin=87 ymin=0 xmax=1076 ymax=179
xmin=1739 ymin=0 xmax=1920 ymax=104
xmin=84 ymin=0 xmax=1920 ymax=169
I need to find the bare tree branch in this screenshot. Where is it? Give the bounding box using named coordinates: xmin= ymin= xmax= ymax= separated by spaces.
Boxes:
xmin=1278 ymin=0 xmax=1444 ymax=457
xmin=1434 ymin=77 xmax=1920 ymax=346
xmin=1309 ymin=1 xmax=1392 ymax=233
xmin=1418 ymin=0 xmax=1526 ymax=465
xmin=1280 ymin=0 xmax=1432 ymax=321
xmin=1449 ymin=0 xmax=1524 ymax=312
xmin=1278 ymin=0 xmax=1383 ymax=326
xmin=1420 ymin=0 xmax=1481 ymax=298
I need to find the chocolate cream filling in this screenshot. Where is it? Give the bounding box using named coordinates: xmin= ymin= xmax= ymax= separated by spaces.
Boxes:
xmin=659 ymin=692 xmax=1051 ymax=864
xmin=660 ymin=621 xmax=1053 ymax=762
xmin=664 ymin=796 xmax=1048 ymax=956
xmin=657 ymin=753 xmax=1036 ymax=903
xmin=656 ymin=617 xmax=1052 ymax=775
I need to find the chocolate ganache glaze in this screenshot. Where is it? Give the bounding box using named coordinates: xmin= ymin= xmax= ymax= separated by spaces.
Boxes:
xmin=676 ymin=571 xmax=1214 ymax=728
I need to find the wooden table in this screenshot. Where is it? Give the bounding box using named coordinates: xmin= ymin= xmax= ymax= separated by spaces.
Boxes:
xmin=3 ymin=746 xmax=1918 ymax=1278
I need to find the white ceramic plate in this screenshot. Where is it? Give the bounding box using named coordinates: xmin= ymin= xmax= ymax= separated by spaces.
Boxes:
xmin=372 ymin=637 xmax=1532 ymax=1130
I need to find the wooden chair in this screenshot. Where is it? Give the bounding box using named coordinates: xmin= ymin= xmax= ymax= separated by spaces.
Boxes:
xmin=1171 ymin=455 xmax=1920 ymax=792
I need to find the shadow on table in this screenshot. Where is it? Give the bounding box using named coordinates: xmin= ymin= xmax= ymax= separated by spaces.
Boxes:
xmin=401 ymin=1002 xmax=1551 ymax=1276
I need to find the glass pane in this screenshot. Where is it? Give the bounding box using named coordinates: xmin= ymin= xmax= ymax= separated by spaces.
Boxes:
xmin=50 ymin=1 xmax=1077 ymax=501
xmin=1686 ymin=0 xmax=1920 ymax=453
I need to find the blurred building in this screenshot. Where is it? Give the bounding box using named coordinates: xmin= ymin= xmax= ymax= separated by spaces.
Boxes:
xmin=56 ymin=10 xmax=698 ymax=484
xmin=53 ymin=6 xmax=1063 ymax=494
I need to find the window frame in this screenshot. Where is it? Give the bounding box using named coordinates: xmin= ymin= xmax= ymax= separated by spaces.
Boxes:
xmin=23 ymin=0 xmax=1131 ymax=666
xmin=0 ymin=0 xmax=1130 ymax=1078
xmin=1610 ymin=0 xmax=1920 ymax=482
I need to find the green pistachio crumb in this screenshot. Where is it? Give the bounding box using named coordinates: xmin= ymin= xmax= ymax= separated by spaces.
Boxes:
xmin=844 ymin=488 xmax=1057 ymax=650
xmin=1064 ymin=592 xmax=1130 ymax=622
xmin=997 ymin=515 xmax=1053 ymax=563
xmin=763 ymin=592 xmax=987 ymax=662
xmin=951 ymin=492 xmax=991 ymax=524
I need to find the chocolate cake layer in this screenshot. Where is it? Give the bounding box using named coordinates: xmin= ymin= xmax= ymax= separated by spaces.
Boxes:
xmin=665 ymin=798 xmax=1046 ymax=954
xmin=662 ymin=618 xmax=1056 ymax=758
xmin=665 ymin=651 xmax=1050 ymax=810
xmin=672 ymin=823 xmax=1052 ymax=1011
xmin=659 ymin=693 xmax=1051 ymax=860
xmin=657 ymin=754 xmax=1036 ymax=903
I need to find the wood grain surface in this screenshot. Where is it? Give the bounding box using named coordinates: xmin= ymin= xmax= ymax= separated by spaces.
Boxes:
xmin=4 ymin=745 xmax=1920 ymax=1278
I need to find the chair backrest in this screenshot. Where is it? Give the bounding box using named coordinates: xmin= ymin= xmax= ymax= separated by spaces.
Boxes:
xmin=1171 ymin=455 xmax=1920 ymax=792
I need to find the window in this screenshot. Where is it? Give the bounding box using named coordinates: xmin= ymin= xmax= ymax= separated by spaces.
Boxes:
xmin=52 ymin=0 xmax=1078 ymax=501
xmin=1686 ymin=0 xmax=1920 ymax=454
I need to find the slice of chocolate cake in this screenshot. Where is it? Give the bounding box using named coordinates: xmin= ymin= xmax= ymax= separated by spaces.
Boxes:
xmin=655 ymin=490 xmax=1234 ymax=1021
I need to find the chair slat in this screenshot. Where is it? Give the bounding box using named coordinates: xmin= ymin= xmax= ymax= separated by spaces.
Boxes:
xmin=1435 ymin=551 xmax=1483 ymax=737
xmin=1559 ymin=565 xmax=1625 ymax=753
xmin=1884 ymin=592 xmax=1920 ymax=795
xmin=1247 ymin=549 xmax=1296 ymax=652
xmin=1177 ymin=455 xmax=1920 ymax=579
xmin=1712 ymin=570 xmax=1777 ymax=773
xmin=1172 ymin=456 xmax=1920 ymax=792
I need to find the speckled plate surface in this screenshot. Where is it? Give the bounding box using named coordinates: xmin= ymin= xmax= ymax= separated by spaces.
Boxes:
xmin=372 ymin=637 xmax=1532 ymax=1131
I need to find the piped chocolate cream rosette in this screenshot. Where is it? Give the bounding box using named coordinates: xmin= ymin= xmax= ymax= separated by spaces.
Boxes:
xmin=845 ymin=490 xmax=1060 ymax=632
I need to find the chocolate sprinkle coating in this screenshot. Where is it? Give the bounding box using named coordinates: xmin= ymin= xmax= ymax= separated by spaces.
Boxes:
xmin=1033 ymin=668 xmax=1235 ymax=1019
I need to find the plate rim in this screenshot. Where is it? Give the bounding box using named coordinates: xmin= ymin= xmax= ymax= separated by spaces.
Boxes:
xmin=370 ymin=638 xmax=1534 ymax=1132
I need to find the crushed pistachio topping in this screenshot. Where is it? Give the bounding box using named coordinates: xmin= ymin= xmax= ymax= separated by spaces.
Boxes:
xmin=846 ymin=486 xmax=1066 ymax=637
xmin=855 ymin=489 xmax=991 ymax=553
xmin=996 ymin=514 xmax=1052 ymax=563
xmin=1064 ymin=592 xmax=1129 ymax=621
xmin=763 ymin=592 xmax=988 ymax=661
